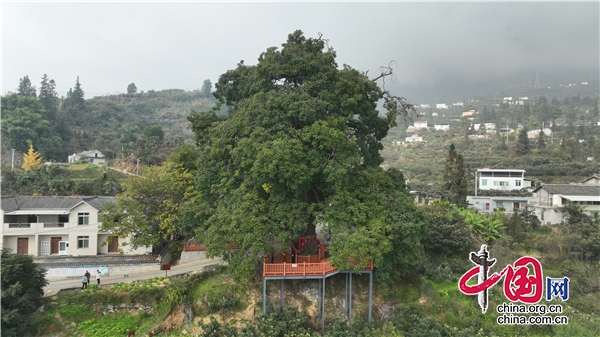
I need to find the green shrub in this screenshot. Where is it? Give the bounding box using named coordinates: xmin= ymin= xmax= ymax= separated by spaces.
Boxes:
xmin=206 ymin=292 xmax=238 ymax=314
xmin=78 ymin=313 xmax=138 ymax=337
xmin=58 ymin=304 xmax=95 ymax=323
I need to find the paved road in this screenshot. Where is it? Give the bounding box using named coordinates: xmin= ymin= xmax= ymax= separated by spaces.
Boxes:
xmin=44 ymin=258 xmax=225 ymax=296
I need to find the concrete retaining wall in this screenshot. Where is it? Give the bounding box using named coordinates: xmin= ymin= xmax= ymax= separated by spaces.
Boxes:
xmin=109 ymin=263 xmax=159 ymax=276
xmin=179 ymin=251 xmax=206 ymax=264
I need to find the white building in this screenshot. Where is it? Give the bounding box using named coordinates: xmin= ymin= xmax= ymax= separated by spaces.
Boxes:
xmin=477 ymin=169 xmax=526 ymax=191
xmin=434 ymin=124 xmax=450 ymax=131
xmin=529 ymin=184 xmax=600 ymax=224
xmin=68 ymin=150 xmax=106 ymax=165
xmin=467 ymin=196 xmax=533 ymax=214
xmin=1 ymin=196 xmax=150 ymax=256
xmin=413 ymin=121 xmax=428 ymax=129
xmin=405 ymin=134 xmax=423 ymax=143
xmin=419 ymin=104 xmax=431 ymax=109
xmin=436 ymin=103 xmax=448 ymax=109
xmin=527 ymin=128 xmax=552 ymax=138
xmin=453 ymin=102 xmax=464 ymax=106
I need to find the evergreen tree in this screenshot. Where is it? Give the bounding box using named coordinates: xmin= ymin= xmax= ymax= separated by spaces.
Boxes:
xmin=537 ymin=128 xmax=546 ymax=151
xmin=511 ymin=128 xmax=530 ymax=157
xmin=442 ymin=144 xmax=468 ymax=207
xmin=22 ymin=145 xmax=43 ymax=171
xmin=38 ymin=74 xmax=59 ymax=123
xmin=201 ymin=79 xmax=212 ymax=96
xmin=62 ymin=77 xmax=86 ymax=126
xmin=17 ymin=75 xmax=37 ymax=98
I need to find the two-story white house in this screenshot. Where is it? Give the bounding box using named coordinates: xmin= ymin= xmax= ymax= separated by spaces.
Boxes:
xmin=477 ymin=169 xmax=527 ymax=191
xmin=434 ymin=124 xmax=450 ymax=131
xmin=529 ymin=184 xmax=600 ymax=224
xmin=1 ymin=196 xmax=150 ymax=256
xmin=467 ymin=195 xmax=533 ymax=214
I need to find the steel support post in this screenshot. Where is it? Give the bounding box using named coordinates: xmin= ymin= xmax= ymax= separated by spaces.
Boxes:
xmin=349 ymin=272 xmax=353 ymax=326
xmin=262 ymin=278 xmax=267 ymax=315
xmin=322 ymin=276 xmax=326 ymax=335
xmin=280 ymin=279 xmax=284 ymax=307
xmin=345 ymin=273 xmax=349 ymax=319
xmin=368 ymin=271 xmax=373 ymax=323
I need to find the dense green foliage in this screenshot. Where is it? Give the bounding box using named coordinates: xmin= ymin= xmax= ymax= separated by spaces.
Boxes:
xmin=187 ymin=30 xmax=422 ymax=282
xmin=1 ymin=248 xmax=49 ymax=337
xmin=101 ymin=159 xmax=199 ymax=250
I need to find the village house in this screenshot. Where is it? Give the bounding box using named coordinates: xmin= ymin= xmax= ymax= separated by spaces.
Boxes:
xmin=436 ymin=103 xmax=448 ymax=109
xmin=477 ymin=168 xmax=528 ymax=191
xmin=467 ymin=195 xmax=533 ymax=214
xmin=434 ymin=124 xmax=450 ymax=131
xmin=1 ymin=196 xmax=150 ymax=256
xmin=68 ymin=150 xmax=106 ymax=165
xmin=405 ymin=134 xmax=423 ymax=143
xmin=413 ymin=121 xmax=428 ymax=129
xmin=529 ymin=184 xmax=600 ymax=224
xmin=461 ymin=110 xmax=476 ymax=117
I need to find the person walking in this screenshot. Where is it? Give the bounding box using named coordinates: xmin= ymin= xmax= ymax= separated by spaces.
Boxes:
xmin=96 ymin=270 xmax=101 ymax=285
xmin=82 ymin=275 xmax=88 ymax=290
xmin=84 ymin=270 xmax=91 ymax=280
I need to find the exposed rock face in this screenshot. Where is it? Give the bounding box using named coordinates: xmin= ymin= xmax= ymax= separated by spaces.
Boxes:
xmin=299 ymin=281 xmax=320 ymax=301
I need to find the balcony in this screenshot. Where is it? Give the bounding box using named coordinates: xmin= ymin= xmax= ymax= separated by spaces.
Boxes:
xmin=2 ymin=222 xmax=70 ymax=233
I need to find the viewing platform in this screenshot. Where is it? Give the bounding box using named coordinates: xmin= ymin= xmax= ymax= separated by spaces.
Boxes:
xmin=263 ymin=259 xmax=373 ymax=277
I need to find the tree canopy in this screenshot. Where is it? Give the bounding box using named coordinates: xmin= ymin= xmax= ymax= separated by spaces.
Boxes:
xmin=100 ymin=160 xmax=198 ymax=251
xmin=1 ymin=248 xmax=48 ymax=337
xmin=187 ymin=30 xmax=422 ymax=281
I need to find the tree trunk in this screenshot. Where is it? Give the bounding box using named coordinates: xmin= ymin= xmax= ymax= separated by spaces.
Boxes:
xmin=304 ymin=214 xmax=316 ymax=236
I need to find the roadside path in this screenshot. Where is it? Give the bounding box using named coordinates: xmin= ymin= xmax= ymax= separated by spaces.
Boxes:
xmin=44 ymin=258 xmax=224 ymax=296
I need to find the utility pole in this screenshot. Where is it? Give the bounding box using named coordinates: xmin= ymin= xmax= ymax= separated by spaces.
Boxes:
xmin=506 ymin=125 xmax=509 ymax=144
xmin=136 ymin=158 xmax=140 ymax=175
xmin=11 ymin=149 xmax=15 ymax=170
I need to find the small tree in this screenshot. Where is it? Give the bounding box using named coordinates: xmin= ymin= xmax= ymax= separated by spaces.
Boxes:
xmin=1 ymin=248 xmax=49 ymax=337
xmin=201 ymin=79 xmax=212 ymax=96
xmin=22 ymin=145 xmax=43 ymax=171
xmin=127 ymin=82 xmax=137 ymax=95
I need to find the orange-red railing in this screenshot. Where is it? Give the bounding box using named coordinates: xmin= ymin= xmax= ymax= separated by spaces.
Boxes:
xmin=263 ymin=259 xmax=373 ymax=277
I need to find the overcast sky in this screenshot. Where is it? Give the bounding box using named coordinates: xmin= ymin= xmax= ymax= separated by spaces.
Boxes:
xmin=2 ymin=1 xmax=598 ymax=103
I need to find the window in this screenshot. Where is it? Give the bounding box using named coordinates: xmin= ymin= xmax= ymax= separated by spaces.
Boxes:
xmin=485 ymin=203 xmax=490 ymax=211
xmin=58 ymin=214 xmax=69 ymax=223
xmin=496 ymin=201 xmax=504 ymax=207
xmin=493 ymin=181 xmax=509 ymax=187
xmin=481 ymin=179 xmax=488 ymax=186
xmin=513 ymin=202 xmax=520 ymax=211
xmin=78 ymin=213 xmax=89 ymax=225
xmin=516 ymin=180 xmax=521 ymax=187
xmin=77 ymin=236 xmax=89 ymax=249
xmin=27 ymin=214 xmax=38 ymax=223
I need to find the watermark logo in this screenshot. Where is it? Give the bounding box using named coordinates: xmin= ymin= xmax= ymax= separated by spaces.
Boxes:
xmin=458 ymin=245 xmax=569 ymax=325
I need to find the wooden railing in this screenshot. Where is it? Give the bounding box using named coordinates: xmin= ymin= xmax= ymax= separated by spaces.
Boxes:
xmin=263 ymin=259 xmax=373 ymax=277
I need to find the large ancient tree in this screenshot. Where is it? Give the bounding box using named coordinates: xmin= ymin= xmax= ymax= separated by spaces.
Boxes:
xmin=188 ymin=30 xmax=425 ymax=281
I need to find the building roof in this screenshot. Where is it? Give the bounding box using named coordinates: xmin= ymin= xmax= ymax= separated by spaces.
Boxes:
xmin=580 ymin=174 xmax=600 ymax=184
xmin=1 ymin=196 xmax=116 ymax=212
xmin=532 ymin=184 xmax=600 ymax=196
xmin=477 ymin=168 xmax=526 ymax=173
